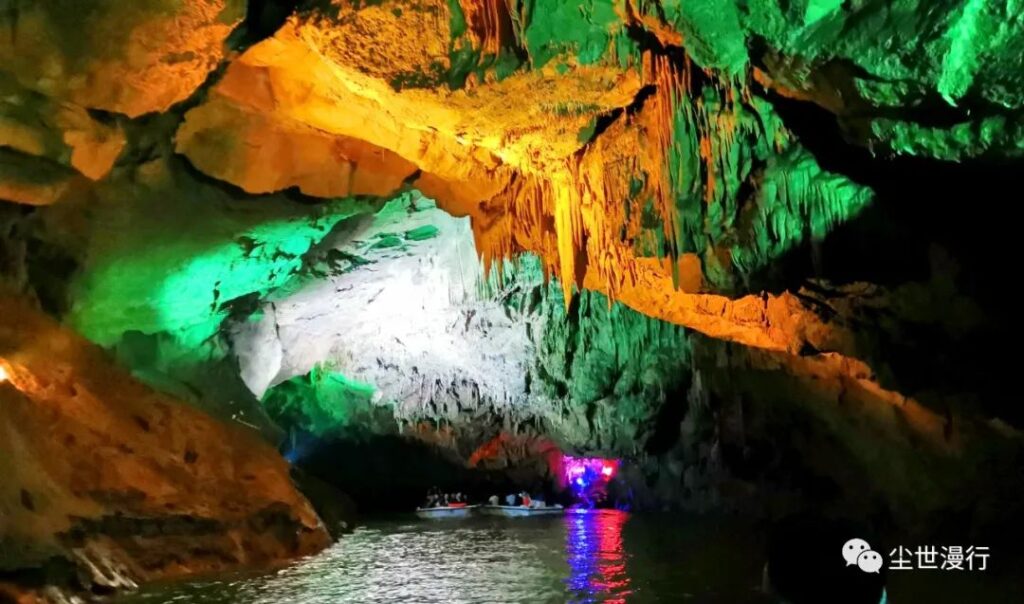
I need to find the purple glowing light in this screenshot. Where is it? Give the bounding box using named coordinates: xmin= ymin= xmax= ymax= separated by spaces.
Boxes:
xmin=562 ymin=455 xmax=619 ymax=504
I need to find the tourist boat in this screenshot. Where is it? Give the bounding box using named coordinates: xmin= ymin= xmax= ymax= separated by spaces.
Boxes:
xmin=480 ymin=505 xmax=565 ymax=517
xmin=414 ymin=504 xmax=478 ymax=519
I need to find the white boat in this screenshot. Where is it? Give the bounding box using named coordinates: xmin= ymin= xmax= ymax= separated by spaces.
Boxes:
xmin=479 ymin=505 xmax=565 ymax=517
xmin=414 ymin=505 xmax=477 ymax=519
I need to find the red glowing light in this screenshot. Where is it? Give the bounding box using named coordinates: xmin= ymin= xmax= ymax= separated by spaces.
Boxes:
xmin=562 ymin=455 xmax=620 ymax=501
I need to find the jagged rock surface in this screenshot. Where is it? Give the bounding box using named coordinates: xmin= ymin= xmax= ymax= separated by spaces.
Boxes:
xmin=0 ymin=0 xmax=243 ymax=118
xmin=0 ymin=296 xmax=330 ymax=600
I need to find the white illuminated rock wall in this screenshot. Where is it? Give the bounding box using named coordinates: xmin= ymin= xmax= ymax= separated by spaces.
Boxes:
xmin=230 ymin=195 xmax=539 ymax=421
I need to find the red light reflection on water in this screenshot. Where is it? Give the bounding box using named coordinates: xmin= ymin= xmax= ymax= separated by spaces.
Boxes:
xmin=564 ymin=510 xmax=631 ymax=603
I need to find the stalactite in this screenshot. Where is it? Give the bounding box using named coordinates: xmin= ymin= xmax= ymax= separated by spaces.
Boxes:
xmin=641 ymin=51 xmax=687 ymax=265
xmin=458 ymin=0 xmax=520 ymax=59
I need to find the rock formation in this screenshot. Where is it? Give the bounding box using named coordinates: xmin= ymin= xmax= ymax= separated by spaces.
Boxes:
xmin=1 ymin=0 xmax=1023 ymax=597
xmin=0 ymin=295 xmax=330 ymax=602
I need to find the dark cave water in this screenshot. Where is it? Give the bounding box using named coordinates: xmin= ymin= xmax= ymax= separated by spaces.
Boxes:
xmin=116 ymin=512 xmax=1020 ymax=604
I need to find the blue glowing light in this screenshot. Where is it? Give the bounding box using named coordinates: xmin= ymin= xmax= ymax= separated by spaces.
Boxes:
xmin=282 ymin=428 xmax=319 ymax=464
xmin=562 ymin=455 xmax=620 ymax=507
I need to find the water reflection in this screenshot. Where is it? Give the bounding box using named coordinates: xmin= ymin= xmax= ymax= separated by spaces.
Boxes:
xmin=115 ymin=512 xmax=1022 ymax=603
xmin=565 ymin=511 xmax=631 ymax=603
xmin=118 ymin=513 xmax=643 ymax=604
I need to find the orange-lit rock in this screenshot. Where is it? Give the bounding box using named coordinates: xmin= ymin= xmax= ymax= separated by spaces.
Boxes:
xmin=176 ymin=6 xmax=642 ymax=206
xmin=0 ymin=0 xmax=1018 ymax=598
xmin=0 ymin=149 xmax=84 ymax=206
xmin=459 ymin=0 xmax=519 ymax=58
xmin=308 ymin=0 xmax=454 ymax=85
xmin=0 ymin=0 xmax=242 ymax=117
xmin=170 ymin=3 xmax=922 ymax=414
xmin=60 ymin=111 xmax=127 ymax=181
xmin=0 ymin=295 xmax=329 ymax=595
xmin=581 ymin=261 xmax=852 ymax=355
xmin=0 ymin=74 xmax=126 ymax=183
xmin=173 ymin=5 xmax=845 ymax=358
xmin=686 ymin=333 xmax=1014 ymax=530
xmin=176 ymin=94 xmax=420 ymax=198
xmin=167 ymin=14 xmax=977 ymax=523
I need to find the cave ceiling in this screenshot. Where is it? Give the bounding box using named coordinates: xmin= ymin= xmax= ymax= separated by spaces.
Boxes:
xmin=2 ymin=0 xmax=1022 ymax=461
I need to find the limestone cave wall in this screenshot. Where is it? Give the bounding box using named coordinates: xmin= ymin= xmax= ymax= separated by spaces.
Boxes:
xmin=2 ymin=0 xmax=1024 ymax=598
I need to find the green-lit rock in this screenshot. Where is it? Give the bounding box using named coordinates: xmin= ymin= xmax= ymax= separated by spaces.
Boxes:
xmin=60 ymin=160 xmax=373 ymax=347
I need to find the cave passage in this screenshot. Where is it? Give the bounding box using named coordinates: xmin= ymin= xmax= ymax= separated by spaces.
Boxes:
xmin=3 ymin=1 xmax=1024 ymax=603
xmin=228 ymin=196 xmax=631 ymax=513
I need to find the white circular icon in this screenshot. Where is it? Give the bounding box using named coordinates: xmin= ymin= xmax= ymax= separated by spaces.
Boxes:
xmin=857 ymin=550 xmax=883 ymax=573
xmin=842 ymin=538 xmax=872 ymax=566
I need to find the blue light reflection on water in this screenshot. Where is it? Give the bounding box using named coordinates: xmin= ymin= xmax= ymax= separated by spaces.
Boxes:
xmin=564 ymin=510 xmax=631 ymax=603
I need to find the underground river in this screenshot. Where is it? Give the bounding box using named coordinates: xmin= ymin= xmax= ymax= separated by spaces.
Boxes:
xmin=115 ymin=512 xmax=1021 ymax=604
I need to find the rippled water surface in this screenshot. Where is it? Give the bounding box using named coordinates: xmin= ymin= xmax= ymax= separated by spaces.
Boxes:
xmin=117 ymin=511 xmax=1021 ymax=603
xmin=118 ymin=511 xmax=770 ymax=603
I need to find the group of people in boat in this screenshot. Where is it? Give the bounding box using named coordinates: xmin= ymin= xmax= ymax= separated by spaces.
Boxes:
xmin=489 ymin=491 xmax=545 ymax=508
xmin=423 ymin=488 xmax=554 ymax=508
xmin=422 ymin=487 xmax=468 ymax=508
